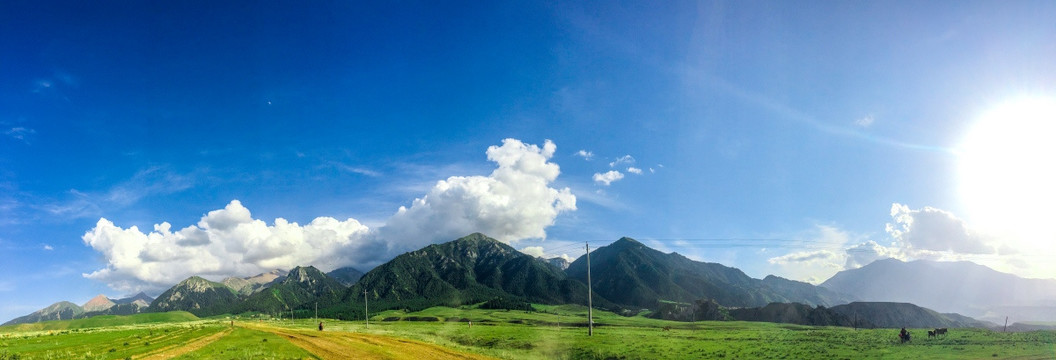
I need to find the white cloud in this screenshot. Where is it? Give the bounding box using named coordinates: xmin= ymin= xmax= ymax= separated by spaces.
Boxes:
xmin=330 ymin=162 xmax=381 ymax=177
xmin=626 ymin=167 xmax=642 ymax=175
xmin=43 ymin=244 xmax=53 ymax=251
xmin=609 ymin=155 xmax=635 ymax=168
xmin=574 ymin=150 xmax=594 ymax=160
xmin=843 ymin=240 xmax=903 ymax=269
xmin=886 ymin=203 xmax=996 ymax=254
xmin=520 ymin=246 xmax=545 ymax=258
xmin=519 ymin=246 xmax=573 ymax=263
xmin=855 ymin=115 xmax=875 ymax=128
xmin=82 ymin=200 xmax=373 ymax=293
xmin=765 ymin=225 xmax=875 ymax=283
xmin=82 ymin=139 xmax=577 ymax=293
xmin=592 ymin=170 xmax=624 ymax=186
xmin=767 ymin=250 xmax=839 ymax=265
xmin=378 ymin=138 xmax=575 ymax=250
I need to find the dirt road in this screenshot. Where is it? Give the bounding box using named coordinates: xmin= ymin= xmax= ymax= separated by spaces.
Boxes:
xmin=138 ymin=328 xmax=233 ymax=360
xmin=244 ymin=323 xmax=493 ymax=360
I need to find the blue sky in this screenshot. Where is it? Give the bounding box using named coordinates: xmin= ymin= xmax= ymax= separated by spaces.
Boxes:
xmin=2 ymin=1 xmax=1055 ymax=322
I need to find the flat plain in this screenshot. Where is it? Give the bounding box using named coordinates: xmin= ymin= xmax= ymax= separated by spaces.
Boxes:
xmin=1 ymin=306 xmax=1053 ymax=359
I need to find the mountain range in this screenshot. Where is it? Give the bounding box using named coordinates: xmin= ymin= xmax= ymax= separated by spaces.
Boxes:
xmin=565 ymin=237 xmax=852 ymax=309
xmin=343 ymin=233 xmax=592 ymax=314
xmin=3 ymin=292 xmax=155 ymax=326
xmin=821 ymin=258 xmax=1056 ymax=323
xmin=8 ymin=232 xmax=1052 ymax=329
xmin=222 ymin=269 xmax=288 ymax=296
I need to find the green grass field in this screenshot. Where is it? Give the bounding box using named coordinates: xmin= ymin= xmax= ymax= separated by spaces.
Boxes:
xmin=1 ymin=306 xmax=1053 ymax=359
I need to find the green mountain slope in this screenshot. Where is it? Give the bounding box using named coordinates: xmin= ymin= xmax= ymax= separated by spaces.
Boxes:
xmin=2 ymin=301 xmax=84 ymax=326
xmin=729 ymin=302 xmax=859 ymax=327
xmin=150 ymin=276 xmax=239 ymax=317
xmin=344 ymin=233 xmax=591 ymax=313
xmin=238 ymin=266 xmax=347 ymax=313
xmin=0 ymin=311 xmax=198 ymax=332
xmin=566 ymin=237 xmax=852 ymax=309
xmin=327 ymin=266 xmax=365 ymax=286
xmin=829 ymin=302 xmax=993 ymax=328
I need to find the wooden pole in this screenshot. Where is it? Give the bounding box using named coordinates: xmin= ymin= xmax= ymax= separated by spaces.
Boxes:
xmin=364 ymin=289 xmax=369 ymax=325
xmin=1004 ymin=316 xmax=1008 ymax=332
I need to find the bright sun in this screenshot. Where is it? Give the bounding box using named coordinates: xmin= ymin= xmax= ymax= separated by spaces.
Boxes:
xmin=958 ymin=96 xmax=1056 ymax=242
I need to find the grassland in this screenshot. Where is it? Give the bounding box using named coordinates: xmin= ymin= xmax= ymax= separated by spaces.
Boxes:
xmin=1 ymin=305 xmax=1053 ymax=359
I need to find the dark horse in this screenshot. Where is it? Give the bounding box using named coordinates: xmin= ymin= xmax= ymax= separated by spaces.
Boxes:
xmin=935 ymin=328 xmax=948 ymax=337
xmin=928 ymin=330 xmax=936 ymax=338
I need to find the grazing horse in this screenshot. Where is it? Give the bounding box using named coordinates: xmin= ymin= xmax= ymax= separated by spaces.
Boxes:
xmin=927 ymin=330 xmax=936 ymax=338
xmin=935 ymin=328 xmax=948 ymax=337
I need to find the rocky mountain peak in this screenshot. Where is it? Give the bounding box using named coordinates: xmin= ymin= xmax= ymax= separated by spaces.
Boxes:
xmin=83 ymin=294 xmax=116 ymax=312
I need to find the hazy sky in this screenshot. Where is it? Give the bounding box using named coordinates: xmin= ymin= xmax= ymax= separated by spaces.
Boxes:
xmin=2 ymin=1 xmax=1055 ymax=322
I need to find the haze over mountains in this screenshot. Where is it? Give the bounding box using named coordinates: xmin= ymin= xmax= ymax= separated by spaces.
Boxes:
xmin=822 ymin=258 xmax=1056 ymax=323
xmin=5 ymin=233 xmax=1054 ymax=329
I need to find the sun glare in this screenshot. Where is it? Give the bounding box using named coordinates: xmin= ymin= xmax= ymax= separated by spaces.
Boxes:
xmin=958 ymin=96 xmax=1056 ymax=243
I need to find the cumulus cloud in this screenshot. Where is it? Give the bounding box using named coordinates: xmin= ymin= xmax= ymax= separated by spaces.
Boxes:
xmin=609 ymin=155 xmax=635 ymax=168
xmin=82 ymin=139 xmax=577 ymax=293
xmin=83 ymin=200 xmax=373 ymax=293
xmin=43 ymin=244 xmax=54 ymax=251
xmin=574 ymin=150 xmax=594 ymax=160
xmin=519 ymin=246 xmax=573 ymax=263
xmin=377 ymin=138 xmax=576 ymax=251
xmin=520 ymin=246 xmax=546 ymax=258
xmin=627 ymin=167 xmax=643 ymax=175
xmin=886 ymin=203 xmax=996 ymax=254
xmin=592 ymin=170 xmax=624 ymax=186
xmin=843 ymin=240 xmax=903 ymax=269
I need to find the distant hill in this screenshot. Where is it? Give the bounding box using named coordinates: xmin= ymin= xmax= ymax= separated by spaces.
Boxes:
xmin=112 ymin=292 xmax=155 ymax=308
xmin=327 ymin=267 xmax=364 ymax=286
xmin=0 ymin=311 xmax=198 ymax=332
xmin=829 ymin=302 xmax=993 ymax=329
xmin=82 ymin=294 xmax=116 ymax=312
xmin=239 ymin=266 xmax=347 ymax=314
xmin=565 ymin=237 xmax=853 ymax=309
xmin=729 ymin=302 xmax=859 ymax=327
xmin=2 ymin=301 xmax=84 ymax=326
xmin=222 ymin=269 xmax=287 ymax=296
xmin=821 ymin=259 xmax=1056 ymax=323
xmin=150 ymin=276 xmax=239 ymax=317
xmin=344 ymin=233 xmax=591 ymax=314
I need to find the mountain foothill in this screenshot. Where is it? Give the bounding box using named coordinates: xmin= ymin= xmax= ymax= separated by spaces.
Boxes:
xmin=5 ymin=233 xmax=1054 ymax=330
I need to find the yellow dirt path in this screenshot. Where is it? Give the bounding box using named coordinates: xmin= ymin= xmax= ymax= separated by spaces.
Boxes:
xmin=245 ymin=323 xmax=494 ymax=360
xmin=137 ymin=327 xmax=233 ymax=360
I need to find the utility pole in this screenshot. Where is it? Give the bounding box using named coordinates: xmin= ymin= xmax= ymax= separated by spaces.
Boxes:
xmin=586 ymin=242 xmax=593 ymax=336
xmin=364 ymin=289 xmax=369 ymax=325
xmin=1004 ymin=316 xmax=1008 ymax=332
xmin=315 ymin=302 xmax=318 ymax=323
